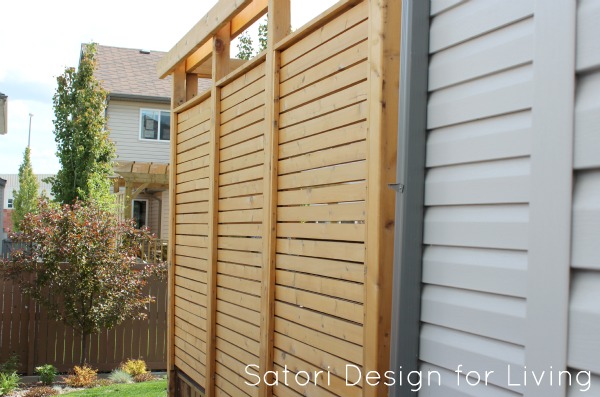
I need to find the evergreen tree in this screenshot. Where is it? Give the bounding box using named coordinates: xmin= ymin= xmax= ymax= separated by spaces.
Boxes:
xmin=47 ymin=43 xmax=115 ymax=209
xmin=12 ymin=147 xmax=39 ymax=232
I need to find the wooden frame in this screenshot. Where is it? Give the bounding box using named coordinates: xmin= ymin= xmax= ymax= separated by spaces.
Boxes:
xmin=159 ymin=1 xmax=401 ymax=396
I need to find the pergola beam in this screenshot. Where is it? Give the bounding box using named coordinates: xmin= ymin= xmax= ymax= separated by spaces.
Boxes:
xmin=157 ymin=0 xmax=252 ymax=78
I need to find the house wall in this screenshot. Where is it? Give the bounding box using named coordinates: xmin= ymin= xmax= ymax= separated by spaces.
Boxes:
xmin=107 ymin=99 xmax=171 ymax=164
xmin=0 ymin=174 xmax=54 ymax=240
xmin=412 ymin=1 xmax=596 ymax=396
xmin=567 ymin=0 xmax=600 ymax=393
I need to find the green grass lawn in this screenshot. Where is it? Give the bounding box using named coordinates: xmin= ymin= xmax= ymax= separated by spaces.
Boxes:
xmin=62 ymin=380 xmax=167 ymax=396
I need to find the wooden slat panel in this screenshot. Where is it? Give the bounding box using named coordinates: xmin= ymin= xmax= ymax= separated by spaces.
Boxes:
xmin=277 ymin=222 xmax=365 ymax=242
xmin=218 ymin=194 xmax=264 ymax=211
xmin=275 ymin=316 xmax=362 ymax=365
xmin=221 ymin=76 xmax=266 ymax=112
xmin=220 ymin=151 xmax=264 ymax=174
xmin=221 ymin=61 xmax=266 ymax=99
xmin=280 ymin=21 xmax=368 ymax=82
xmin=279 ymin=101 xmax=367 ymax=145
xmin=278 ymin=182 xmax=366 ymax=205
xmin=217 ymin=287 xmax=261 ymax=311
xmin=280 ymin=61 xmax=367 ymax=112
xmin=280 ymin=1 xmax=367 ymax=67
xmin=279 ymin=81 xmax=367 ymax=129
xmin=220 ymin=136 xmax=265 ymax=162
xmin=278 ymin=160 xmax=367 ymax=189
xmin=217 ymin=300 xmax=260 ymax=326
xmin=276 ymin=270 xmax=363 ymax=303
xmin=276 ymin=285 xmax=363 ymax=323
xmin=276 ymin=238 xmax=364 ymax=263
xmin=220 ymin=121 xmax=265 ymax=149
xmin=218 ymin=208 xmax=262 ymax=223
xmin=277 ymin=202 xmax=365 ymax=223
xmin=280 ymin=40 xmax=368 ymax=97
xmin=276 ymin=253 xmax=363 ymax=283
xmin=220 ymin=106 xmax=266 ymax=137
xmin=279 ymin=121 xmax=367 ymax=159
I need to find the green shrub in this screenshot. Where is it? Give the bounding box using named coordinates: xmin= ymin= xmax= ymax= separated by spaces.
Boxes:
xmin=35 ymin=364 xmax=58 ymax=386
xmin=24 ymin=386 xmax=58 ymax=397
xmin=0 ymin=354 xmax=20 ymax=375
xmin=109 ymin=369 xmax=133 ymax=384
xmin=64 ymin=365 xmax=97 ymax=388
xmin=0 ymin=372 xmax=20 ymax=396
xmin=120 ymin=359 xmax=147 ymax=377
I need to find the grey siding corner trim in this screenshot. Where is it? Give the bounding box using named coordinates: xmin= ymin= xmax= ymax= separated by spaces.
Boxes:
xmin=525 ymin=2 xmax=576 ymax=396
xmin=389 ymin=0 xmax=430 ymax=396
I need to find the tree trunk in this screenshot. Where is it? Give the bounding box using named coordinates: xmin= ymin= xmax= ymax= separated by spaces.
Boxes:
xmin=81 ymin=331 xmax=89 ymax=365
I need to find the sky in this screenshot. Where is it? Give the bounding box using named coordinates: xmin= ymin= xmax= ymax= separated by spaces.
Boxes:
xmin=0 ymin=0 xmax=337 ymax=174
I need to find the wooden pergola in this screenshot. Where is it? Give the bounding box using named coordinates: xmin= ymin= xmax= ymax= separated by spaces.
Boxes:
xmin=113 ymin=161 xmax=169 ymax=218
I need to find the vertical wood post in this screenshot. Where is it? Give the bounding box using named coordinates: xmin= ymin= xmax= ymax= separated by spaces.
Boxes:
xmin=260 ymin=2 xmax=290 ymax=397
xmin=124 ymin=183 xmax=133 ymax=220
xmin=364 ymin=0 xmax=401 ymax=396
xmin=167 ymin=62 xmax=186 ymax=397
xmin=205 ymin=23 xmax=231 ymax=396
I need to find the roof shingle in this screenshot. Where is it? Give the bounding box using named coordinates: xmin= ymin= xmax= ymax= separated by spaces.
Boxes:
xmin=91 ymin=44 xmax=211 ymax=100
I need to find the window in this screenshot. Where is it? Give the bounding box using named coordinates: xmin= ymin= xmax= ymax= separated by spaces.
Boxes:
xmin=140 ymin=109 xmax=170 ymax=141
xmin=132 ymin=199 xmax=148 ymax=229
xmin=7 ymin=198 xmax=13 ymax=209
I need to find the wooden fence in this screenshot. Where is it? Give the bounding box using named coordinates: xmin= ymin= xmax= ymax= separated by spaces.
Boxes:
xmin=0 ymin=276 xmax=167 ymax=374
xmin=159 ymin=0 xmax=400 ymax=396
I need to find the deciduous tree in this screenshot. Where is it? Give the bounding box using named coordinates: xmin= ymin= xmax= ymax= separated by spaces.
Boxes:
xmin=47 ymin=43 xmax=115 ymax=210
xmin=0 ymin=200 xmax=166 ymax=364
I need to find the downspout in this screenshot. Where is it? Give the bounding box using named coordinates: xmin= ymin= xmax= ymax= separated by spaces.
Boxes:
xmin=389 ymin=0 xmax=430 ymax=396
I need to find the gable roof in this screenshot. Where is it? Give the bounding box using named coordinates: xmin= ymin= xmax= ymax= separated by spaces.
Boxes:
xmin=91 ymin=44 xmax=211 ymax=103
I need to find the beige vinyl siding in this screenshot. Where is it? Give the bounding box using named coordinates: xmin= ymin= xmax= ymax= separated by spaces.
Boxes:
xmin=107 ymin=99 xmax=171 ymax=164
xmin=567 ymin=0 xmax=600 ymax=394
xmin=420 ymin=1 xmax=534 ymax=394
xmin=0 ymin=174 xmax=55 ymax=205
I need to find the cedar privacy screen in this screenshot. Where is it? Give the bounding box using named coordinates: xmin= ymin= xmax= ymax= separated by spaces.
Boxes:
xmin=157 ymin=0 xmax=400 ymax=396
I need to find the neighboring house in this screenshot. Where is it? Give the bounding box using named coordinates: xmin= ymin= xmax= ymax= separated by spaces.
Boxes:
xmin=0 ymin=178 xmax=5 ymax=250
xmin=0 ymin=92 xmax=7 ymax=135
xmin=0 ymin=173 xmax=54 ymax=240
xmin=92 ymin=44 xmax=210 ymax=239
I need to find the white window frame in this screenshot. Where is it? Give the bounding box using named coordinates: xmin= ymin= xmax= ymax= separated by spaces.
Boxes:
xmin=139 ymin=108 xmax=170 ymax=142
xmin=132 ymin=199 xmax=149 ymax=229
xmin=7 ymin=198 xmax=13 ymax=209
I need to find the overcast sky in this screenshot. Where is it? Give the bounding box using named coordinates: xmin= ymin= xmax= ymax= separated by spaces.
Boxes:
xmin=0 ymin=0 xmax=336 ymax=174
